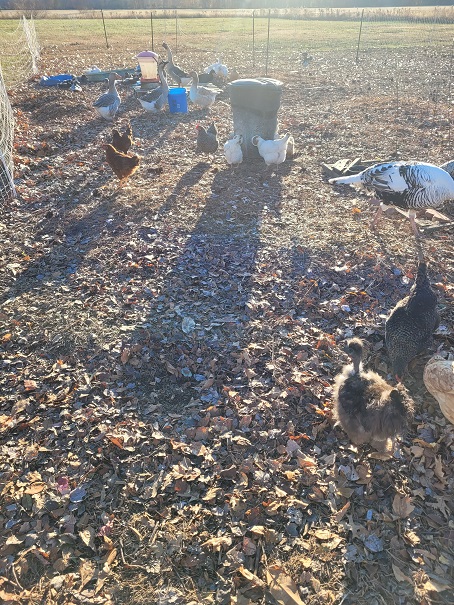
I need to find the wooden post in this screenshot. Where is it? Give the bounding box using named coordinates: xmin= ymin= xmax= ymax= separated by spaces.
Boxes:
xmin=175 ymin=10 xmax=178 ymax=54
xmin=100 ymin=10 xmax=109 ymax=49
xmin=252 ymin=10 xmax=255 ymax=69
xmin=150 ymin=11 xmax=154 ymax=51
xmin=355 ymin=9 xmax=364 ymax=65
xmin=265 ymin=9 xmax=271 ymax=76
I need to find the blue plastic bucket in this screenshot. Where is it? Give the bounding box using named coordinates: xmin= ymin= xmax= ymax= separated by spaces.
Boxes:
xmin=168 ymin=88 xmax=188 ymax=113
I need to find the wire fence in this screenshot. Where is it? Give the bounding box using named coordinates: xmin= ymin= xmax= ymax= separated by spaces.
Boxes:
xmin=0 ymin=63 xmax=15 ymax=204
xmin=0 ymin=16 xmax=40 ymax=88
xmin=0 ymin=16 xmax=40 ymax=203
xmin=0 ymin=8 xmax=453 ymax=179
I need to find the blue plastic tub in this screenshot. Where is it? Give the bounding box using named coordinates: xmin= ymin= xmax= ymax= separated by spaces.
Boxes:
xmin=39 ymin=74 xmax=73 ymax=87
xmin=168 ymin=88 xmax=188 ymax=113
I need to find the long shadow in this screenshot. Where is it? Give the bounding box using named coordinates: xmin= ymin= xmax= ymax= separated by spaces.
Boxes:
xmin=113 ymin=157 xmax=290 ymax=408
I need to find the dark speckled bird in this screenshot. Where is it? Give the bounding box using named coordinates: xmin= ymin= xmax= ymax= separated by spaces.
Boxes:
xmin=385 ymin=261 xmax=439 ymax=380
xmin=196 ymin=123 xmax=218 ymax=160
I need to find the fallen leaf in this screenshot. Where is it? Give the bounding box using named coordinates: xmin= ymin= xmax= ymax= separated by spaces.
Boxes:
xmin=24 ymin=482 xmax=46 ymax=495
xmin=392 ymin=494 xmax=415 ymax=519
xmin=79 ymin=559 xmax=96 ymax=590
xmin=392 ymin=564 xmax=412 ymax=584
xmin=202 ymin=535 xmax=232 ymax=551
xmin=423 ymin=578 xmax=451 ymax=593
xmin=333 ymin=501 xmax=350 ymax=523
xmin=238 ymin=566 xmax=265 ymax=587
xmin=266 ymin=564 xmax=305 ymax=605
xmin=79 ymin=526 xmax=96 ymax=550
xmin=24 ymin=379 xmax=37 ymax=391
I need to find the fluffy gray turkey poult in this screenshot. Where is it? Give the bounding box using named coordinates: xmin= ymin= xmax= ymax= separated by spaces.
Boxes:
xmin=329 ymin=161 xmax=454 ymax=237
xmin=385 ymin=261 xmax=439 ymax=380
xmin=333 ymin=338 xmax=414 ymax=452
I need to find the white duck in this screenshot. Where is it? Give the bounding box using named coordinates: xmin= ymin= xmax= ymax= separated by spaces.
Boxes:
xmin=224 ymin=134 xmax=243 ymax=167
xmin=93 ymin=73 xmax=122 ymax=121
xmin=136 ymin=62 xmax=169 ymax=113
xmin=329 ymin=161 xmax=454 ymax=237
xmin=188 ymin=72 xmax=221 ymax=109
xmin=205 ymin=58 xmax=228 ymax=80
xmin=251 ymin=132 xmax=293 ymax=167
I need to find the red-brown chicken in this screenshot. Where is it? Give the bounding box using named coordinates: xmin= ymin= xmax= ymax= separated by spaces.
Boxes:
xmin=102 ymin=144 xmax=140 ymax=186
xmin=112 ymin=123 xmax=133 ymax=154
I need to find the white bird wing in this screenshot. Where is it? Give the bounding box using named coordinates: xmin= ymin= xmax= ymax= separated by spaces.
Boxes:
xmin=257 ymin=138 xmax=288 ymax=165
xmin=224 ymin=139 xmax=242 ymax=164
xmin=363 ymin=163 xmax=410 ymax=193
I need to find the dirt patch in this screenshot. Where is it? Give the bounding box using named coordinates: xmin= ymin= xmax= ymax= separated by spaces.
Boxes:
xmin=0 ymin=43 xmax=453 ymax=605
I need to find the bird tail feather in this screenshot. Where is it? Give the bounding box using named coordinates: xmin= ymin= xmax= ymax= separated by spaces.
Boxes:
xmin=328 ymin=173 xmax=362 ymax=185
xmin=381 ymin=388 xmax=413 ymax=437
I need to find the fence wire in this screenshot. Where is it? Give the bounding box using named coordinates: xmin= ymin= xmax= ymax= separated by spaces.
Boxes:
xmin=0 ymin=63 xmax=15 ymax=203
xmin=0 ymin=16 xmax=41 ymax=88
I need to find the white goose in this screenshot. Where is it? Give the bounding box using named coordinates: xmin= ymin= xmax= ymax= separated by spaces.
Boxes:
xmin=329 ymin=161 xmax=454 ymax=237
xmin=188 ymin=72 xmax=221 ymax=109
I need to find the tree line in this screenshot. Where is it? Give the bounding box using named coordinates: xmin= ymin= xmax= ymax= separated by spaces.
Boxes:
xmin=1 ymin=0 xmax=454 ymax=11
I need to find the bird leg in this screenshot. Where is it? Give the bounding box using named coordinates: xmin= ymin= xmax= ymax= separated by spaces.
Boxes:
xmin=408 ymin=210 xmax=421 ymax=240
xmin=370 ymin=201 xmax=385 ymax=230
xmin=415 ymin=236 xmax=425 ymax=263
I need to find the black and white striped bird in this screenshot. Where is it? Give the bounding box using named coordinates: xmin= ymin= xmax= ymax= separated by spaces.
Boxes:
xmin=329 ymin=161 xmax=454 ymax=237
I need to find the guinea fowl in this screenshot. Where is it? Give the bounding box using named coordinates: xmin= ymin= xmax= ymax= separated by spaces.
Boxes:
xmin=329 ymin=161 xmax=454 ymax=238
xmin=136 ymin=62 xmax=169 ymax=113
xmin=385 ymin=260 xmax=439 ymax=381
xmin=423 ymin=354 xmax=454 ymax=425
xmin=102 ymin=144 xmax=140 ymax=187
xmin=189 ymin=72 xmax=221 ymax=109
xmin=224 ymin=134 xmax=243 ymax=167
xmin=252 ymin=133 xmax=293 ymax=167
xmin=333 ymin=338 xmax=414 ymax=452
xmin=196 ymin=123 xmax=218 ymax=160
xmin=162 ymin=42 xmax=191 ymax=86
xmin=93 ymin=72 xmax=122 ymax=121
xmin=112 ymin=123 xmax=133 ymax=154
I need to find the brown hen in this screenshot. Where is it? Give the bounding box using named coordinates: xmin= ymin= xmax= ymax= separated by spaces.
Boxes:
xmin=102 ymin=144 xmax=140 ymax=186
xmin=112 ymin=123 xmax=133 ymax=154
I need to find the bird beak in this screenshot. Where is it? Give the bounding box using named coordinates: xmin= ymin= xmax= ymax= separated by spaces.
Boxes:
xmin=395 ymin=374 xmax=402 ymax=383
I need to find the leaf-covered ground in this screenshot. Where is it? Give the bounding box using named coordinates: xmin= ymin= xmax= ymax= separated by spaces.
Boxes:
xmin=0 ymin=37 xmax=453 ymax=605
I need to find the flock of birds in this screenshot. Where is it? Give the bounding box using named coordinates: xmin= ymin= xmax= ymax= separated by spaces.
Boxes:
xmin=89 ymin=46 xmax=454 ymax=447
xmin=333 ymin=254 xmax=454 ymax=453
xmin=92 ymin=42 xmax=295 ymax=178
xmin=329 ymin=163 xmax=454 ymax=448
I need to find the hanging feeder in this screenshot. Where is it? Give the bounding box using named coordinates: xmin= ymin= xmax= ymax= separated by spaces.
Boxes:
xmin=136 ymin=51 xmax=159 ymax=83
